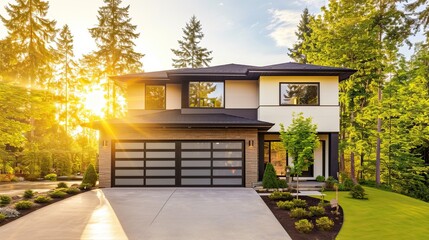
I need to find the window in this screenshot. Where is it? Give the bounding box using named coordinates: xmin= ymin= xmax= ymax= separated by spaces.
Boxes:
xmin=280 ymin=83 xmax=319 ymax=105
xmin=189 ymin=82 xmax=224 ymax=108
xmin=264 ymin=141 xmax=287 ymax=176
xmin=145 ymin=85 xmax=165 ymax=110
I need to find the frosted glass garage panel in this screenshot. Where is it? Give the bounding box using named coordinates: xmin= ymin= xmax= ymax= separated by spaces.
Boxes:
xmin=213 ymin=169 xmax=242 ymax=176
xmin=146 ymin=169 xmax=175 ymax=176
xmin=213 ymin=142 xmax=242 ymax=149
xmin=181 ymin=178 xmax=211 ymax=185
xmin=213 ymin=151 xmax=242 ymax=158
xmin=115 ymin=161 xmax=144 ymax=167
xmin=181 ymin=151 xmax=211 ymax=158
xmin=146 ymin=178 xmax=175 ymax=185
xmin=181 ymin=142 xmax=211 ymax=149
xmin=146 ymin=142 xmax=175 ymax=149
xmin=213 ymin=178 xmax=242 ymax=185
xmin=115 ymin=169 xmax=144 ymax=176
xmin=181 ymin=169 xmax=211 ymax=176
xmin=115 ymin=142 xmax=144 ymax=150
xmin=213 ymin=160 xmax=242 ymax=167
xmin=115 ymin=178 xmax=144 ymax=185
xmin=146 ymin=161 xmax=175 ymax=167
xmin=181 ymin=160 xmax=211 ymax=167
xmin=115 ymin=152 xmax=144 ymax=159
xmin=146 ymin=151 xmax=175 ymax=158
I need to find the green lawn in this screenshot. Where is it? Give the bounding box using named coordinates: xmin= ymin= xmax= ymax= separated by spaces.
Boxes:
xmin=324 ymin=187 xmax=429 ymax=240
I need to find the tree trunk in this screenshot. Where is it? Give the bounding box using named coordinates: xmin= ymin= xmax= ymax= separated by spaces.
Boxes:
xmin=376 ymin=84 xmax=382 ymax=185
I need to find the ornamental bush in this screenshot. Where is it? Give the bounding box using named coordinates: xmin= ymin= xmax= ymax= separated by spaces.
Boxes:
xmin=0 ymin=195 xmax=12 ymax=205
xmin=316 ymin=175 xmax=325 ymax=182
xmin=268 ymin=191 xmax=293 ymax=201
xmin=292 ymin=198 xmax=307 ymax=208
xmin=290 ymin=208 xmax=311 ymax=218
xmin=23 ymin=189 xmax=34 ymax=199
xmin=65 ymin=187 xmax=81 ymax=195
xmin=44 ymin=173 xmax=57 ymax=181
xmin=82 ymin=164 xmax=97 ymax=187
xmin=350 ymin=184 xmax=367 ymax=199
xmin=343 ymin=178 xmax=355 ymax=190
xmin=0 ymin=207 xmax=20 ymax=217
xmin=15 ymin=201 xmax=33 ymax=210
xmin=57 ymin=182 xmax=68 ymax=188
xmin=325 ymin=176 xmax=338 ymax=190
xmin=316 ymin=216 xmax=334 ymax=231
xmin=309 ymin=206 xmax=325 ymax=216
xmin=49 ymin=190 xmax=67 ymax=198
xmin=277 ymin=200 xmax=295 ymax=210
xmin=34 ymin=196 xmax=52 ymax=203
xmin=295 ymin=219 xmax=314 ymax=233
xmin=0 ymin=213 xmax=5 ymax=222
xmin=262 ymin=163 xmax=278 ymax=188
xmin=79 ymin=183 xmax=93 ymax=191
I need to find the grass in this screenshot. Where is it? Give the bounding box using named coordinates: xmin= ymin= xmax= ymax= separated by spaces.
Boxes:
xmin=323 ymin=187 xmax=429 ymax=240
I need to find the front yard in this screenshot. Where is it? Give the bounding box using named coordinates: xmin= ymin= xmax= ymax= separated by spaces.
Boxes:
xmin=324 ymin=187 xmax=429 ymax=239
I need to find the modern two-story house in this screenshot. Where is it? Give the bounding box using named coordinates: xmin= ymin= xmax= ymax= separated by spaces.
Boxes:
xmin=88 ymin=62 xmax=355 ymax=188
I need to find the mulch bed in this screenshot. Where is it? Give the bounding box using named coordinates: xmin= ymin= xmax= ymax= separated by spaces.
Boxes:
xmin=261 ymin=195 xmax=343 ymax=240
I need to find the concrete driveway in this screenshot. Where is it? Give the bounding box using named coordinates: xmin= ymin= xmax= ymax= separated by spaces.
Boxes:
xmin=0 ymin=188 xmax=291 ymax=240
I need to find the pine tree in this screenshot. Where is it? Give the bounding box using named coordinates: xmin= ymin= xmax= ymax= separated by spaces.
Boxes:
xmin=56 ymin=25 xmax=76 ymax=136
xmin=172 ymin=15 xmax=213 ymax=68
xmin=288 ymin=8 xmax=312 ymax=63
xmin=407 ymin=0 xmax=429 ymax=33
xmin=0 ymin=0 xmax=57 ymax=88
xmin=89 ymin=0 xmax=144 ymax=117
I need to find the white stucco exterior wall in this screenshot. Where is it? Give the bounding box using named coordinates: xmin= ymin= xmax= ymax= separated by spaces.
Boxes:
xmin=225 ymin=80 xmax=258 ymax=108
xmin=126 ymin=83 xmax=145 ymax=109
xmin=166 ymin=84 xmax=182 ymax=109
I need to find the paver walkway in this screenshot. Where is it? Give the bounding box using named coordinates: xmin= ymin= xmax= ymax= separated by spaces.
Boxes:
xmin=0 ymin=188 xmax=291 ymax=240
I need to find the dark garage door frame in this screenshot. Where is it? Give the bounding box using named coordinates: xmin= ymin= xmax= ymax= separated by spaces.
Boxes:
xmin=111 ymin=140 xmax=245 ymax=187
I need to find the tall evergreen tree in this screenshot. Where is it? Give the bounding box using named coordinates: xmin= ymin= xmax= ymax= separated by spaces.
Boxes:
xmin=0 ymin=0 xmax=57 ymax=87
xmin=89 ymin=0 xmax=144 ymax=117
xmin=288 ymin=8 xmax=312 ymax=63
xmin=407 ymin=0 xmax=429 ymax=33
xmin=171 ymin=15 xmax=213 ymax=68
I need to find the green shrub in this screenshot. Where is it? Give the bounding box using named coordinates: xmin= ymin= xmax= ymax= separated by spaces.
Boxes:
xmin=15 ymin=200 xmax=33 ymax=210
xmin=0 ymin=195 xmax=12 ymax=205
xmin=278 ymin=179 xmax=288 ymax=188
xmin=292 ymin=198 xmax=307 ymax=208
xmin=268 ymin=191 xmax=293 ymax=201
xmin=25 ymin=174 xmax=40 ymax=181
xmin=318 ymin=200 xmax=330 ymax=208
xmin=290 ymin=208 xmax=311 ymax=218
xmin=350 ymin=184 xmax=367 ymax=199
xmin=65 ymin=187 xmax=81 ymax=195
xmin=55 ymin=188 xmax=68 ymax=193
xmin=23 ymin=189 xmax=34 ymax=199
xmin=325 ymin=176 xmax=338 ymax=190
xmin=262 ymin=163 xmax=279 ymax=188
xmin=295 ymin=219 xmax=314 ymax=233
xmin=277 ymin=200 xmax=295 ymax=210
xmin=44 ymin=173 xmax=57 ymax=181
xmin=343 ymin=178 xmax=355 ymax=190
xmin=34 ymin=196 xmax=52 ymax=203
xmin=0 ymin=213 xmax=5 ymax=221
xmin=309 ymin=206 xmax=325 ymax=216
xmin=57 ymin=182 xmax=68 ymax=188
xmin=82 ymin=164 xmax=97 ymax=187
xmin=0 ymin=207 xmax=20 ymax=217
xmin=316 ymin=175 xmax=325 ymax=182
xmin=79 ymin=183 xmax=93 ymax=191
xmin=49 ymin=190 xmax=68 ymax=198
xmin=316 ymin=216 xmax=334 ymax=231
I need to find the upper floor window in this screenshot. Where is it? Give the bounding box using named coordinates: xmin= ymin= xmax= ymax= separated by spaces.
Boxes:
xmin=145 ymin=85 xmax=166 ymax=110
xmin=189 ymin=82 xmax=224 ymax=108
xmin=280 ymin=83 xmax=319 ymax=105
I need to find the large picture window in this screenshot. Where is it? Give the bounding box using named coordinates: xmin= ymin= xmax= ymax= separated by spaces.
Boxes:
xmin=145 ymin=85 xmax=166 ymax=110
xmin=280 ymin=83 xmax=319 ymax=105
xmin=264 ymin=141 xmax=287 ymax=176
xmin=189 ymin=82 xmax=224 ymax=108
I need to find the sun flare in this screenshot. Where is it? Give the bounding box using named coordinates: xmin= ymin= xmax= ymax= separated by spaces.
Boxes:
xmin=83 ymin=87 xmax=106 ymax=118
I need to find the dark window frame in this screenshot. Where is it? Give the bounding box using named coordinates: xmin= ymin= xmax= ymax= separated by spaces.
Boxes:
xmin=264 ymin=140 xmax=287 ymax=177
xmin=145 ymin=84 xmax=166 ymax=110
xmin=279 ymin=82 xmax=320 ymax=106
xmin=188 ymin=81 xmax=225 ymax=108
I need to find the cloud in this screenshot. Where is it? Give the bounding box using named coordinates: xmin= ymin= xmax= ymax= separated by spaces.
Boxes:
xmin=293 ymin=0 xmax=325 ymax=6
xmin=267 ymin=9 xmax=301 ymax=48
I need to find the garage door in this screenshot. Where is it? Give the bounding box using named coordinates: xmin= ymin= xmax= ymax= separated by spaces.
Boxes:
xmin=112 ymin=140 xmax=244 ymax=187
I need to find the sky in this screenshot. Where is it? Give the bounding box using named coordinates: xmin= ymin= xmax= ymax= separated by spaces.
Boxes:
xmin=0 ymin=0 xmax=425 ymax=72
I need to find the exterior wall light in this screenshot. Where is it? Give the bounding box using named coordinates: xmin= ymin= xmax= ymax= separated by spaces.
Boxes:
xmin=248 ymin=140 xmax=254 ymax=148
xmin=102 ymin=140 xmax=109 ymax=147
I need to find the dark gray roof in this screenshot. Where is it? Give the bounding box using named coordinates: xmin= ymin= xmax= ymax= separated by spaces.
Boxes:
xmin=112 ymin=62 xmax=356 ymax=82
xmin=85 ymin=110 xmax=274 ymax=130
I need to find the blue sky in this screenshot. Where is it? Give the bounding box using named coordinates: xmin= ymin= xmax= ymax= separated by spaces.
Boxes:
xmin=0 ymin=0 xmax=424 ymax=72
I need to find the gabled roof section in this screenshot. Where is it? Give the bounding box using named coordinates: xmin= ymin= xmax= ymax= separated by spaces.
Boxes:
xmin=85 ymin=110 xmax=274 ymax=130
xmin=112 ymin=62 xmax=356 ymax=82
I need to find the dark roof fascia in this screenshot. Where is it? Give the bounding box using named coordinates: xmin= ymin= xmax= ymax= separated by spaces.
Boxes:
xmin=86 ymin=122 xmax=273 ymax=130
xmin=248 ymin=69 xmax=357 ymax=81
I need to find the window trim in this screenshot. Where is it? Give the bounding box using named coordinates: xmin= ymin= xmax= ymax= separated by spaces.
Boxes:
xmin=145 ymin=84 xmax=166 ymax=110
xmin=279 ymin=82 xmax=320 ymax=106
xmin=188 ymin=81 xmax=225 ymax=108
